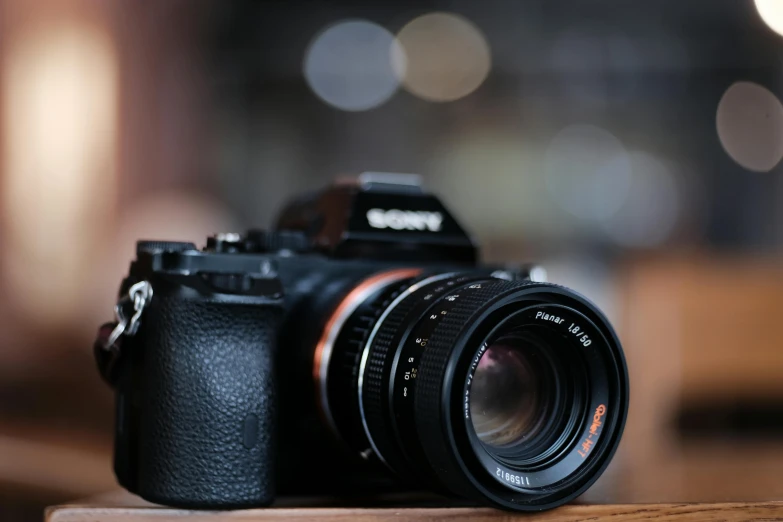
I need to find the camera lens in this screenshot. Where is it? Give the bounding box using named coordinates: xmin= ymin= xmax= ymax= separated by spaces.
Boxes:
xmin=464 ymin=321 xmax=590 ymax=477
xmin=318 ymin=272 xmax=628 ymax=511
xmin=470 ymin=337 xmax=550 ymax=448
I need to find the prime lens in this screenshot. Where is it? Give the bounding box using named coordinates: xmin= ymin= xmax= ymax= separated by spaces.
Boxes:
xmin=321 ymin=272 xmax=628 ymax=511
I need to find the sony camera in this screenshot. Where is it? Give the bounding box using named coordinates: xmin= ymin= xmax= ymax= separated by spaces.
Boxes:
xmin=94 ymin=174 xmax=628 ymax=512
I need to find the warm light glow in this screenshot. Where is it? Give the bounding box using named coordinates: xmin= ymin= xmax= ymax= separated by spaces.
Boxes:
xmin=716 ymin=81 xmax=783 ymax=172
xmin=2 ymin=21 xmax=118 ymax=324
xmin=303 ymin=20 xmax=404 ymax=111
xmin=396 ymin=12 xmax=491 ymax=102
xmin=544 ymin=124 xmax=631 ymax=223
xmin=755 ymin=0 xmax=783 ymax=37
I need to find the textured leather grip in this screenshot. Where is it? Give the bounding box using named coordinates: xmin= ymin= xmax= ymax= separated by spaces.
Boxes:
xmin=126 ymin=295 xmax=281 ymax=509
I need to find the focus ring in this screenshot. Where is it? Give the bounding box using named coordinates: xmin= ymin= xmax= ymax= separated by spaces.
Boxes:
xmin=361 ymin=277 xmax=435 ymax=478
xmin=414 ymin=280 xmax=533 ymax=501
xmin=324 ymin=274 xmax=416 ymax=454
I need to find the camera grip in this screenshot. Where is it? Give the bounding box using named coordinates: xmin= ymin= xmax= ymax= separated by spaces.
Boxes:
xmin=130 ymin=296 xmax=279 ymax=508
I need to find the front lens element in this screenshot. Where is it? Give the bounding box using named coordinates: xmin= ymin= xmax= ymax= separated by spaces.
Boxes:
xmin=470 ymin=338 xmax=550 ymax=448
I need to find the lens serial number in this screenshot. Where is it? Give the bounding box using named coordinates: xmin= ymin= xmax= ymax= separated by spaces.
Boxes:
xmin=497 ymin=467 xmax=530 ymax=486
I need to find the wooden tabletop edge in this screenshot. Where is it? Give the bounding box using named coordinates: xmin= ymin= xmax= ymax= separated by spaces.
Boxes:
xmin=45 ymin=501 xmax=783 ymax=522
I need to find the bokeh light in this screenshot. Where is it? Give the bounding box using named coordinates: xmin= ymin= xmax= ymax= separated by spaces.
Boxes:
xmin=396 ymin=12 xmax=491 ymax=102
xmin=716 ymin=81 xmax=783 ymax=172
xmin=544 ymin=124 xmax=632 ymax=223
xmin=303 ymin=20 xmax=404 ymax=111
xmin=755 ymin=0 xmax=783 ymax=37
xmin=602 ymin=152 xmax=680 ymax=248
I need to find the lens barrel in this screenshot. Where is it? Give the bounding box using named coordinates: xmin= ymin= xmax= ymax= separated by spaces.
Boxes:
xmin=323 ymin=272 xmax=628 ymax=511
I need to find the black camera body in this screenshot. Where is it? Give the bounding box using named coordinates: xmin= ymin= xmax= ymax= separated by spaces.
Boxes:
xmin=102 ymin=174 xmax=629 ymax=512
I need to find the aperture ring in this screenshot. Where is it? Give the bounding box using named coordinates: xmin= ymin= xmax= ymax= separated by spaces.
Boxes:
xmin=357 ymin=273 xmax=458 ymax=467
xmin=316 ymin=269 xmax=419 ymax=452
xmin=360 ymin=273 xmax=485 ymax=481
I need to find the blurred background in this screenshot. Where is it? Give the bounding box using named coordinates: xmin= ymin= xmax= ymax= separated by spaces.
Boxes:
xmin=3 ymin=0 xmax=783 ymax=519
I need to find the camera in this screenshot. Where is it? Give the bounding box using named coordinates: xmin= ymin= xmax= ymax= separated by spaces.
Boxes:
xmin=95 ymin=173 xmax=629 ymax=512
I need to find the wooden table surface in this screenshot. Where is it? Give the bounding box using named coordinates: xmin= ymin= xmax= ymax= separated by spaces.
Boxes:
xmin=45 ymin=490 xmax=783 ymax=521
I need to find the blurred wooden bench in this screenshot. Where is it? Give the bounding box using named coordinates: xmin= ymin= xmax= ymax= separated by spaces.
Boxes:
xmin=45 ymin=490 xmax=783 ymax=521
xmin=614 ymin=254 xmax=783 ymax=502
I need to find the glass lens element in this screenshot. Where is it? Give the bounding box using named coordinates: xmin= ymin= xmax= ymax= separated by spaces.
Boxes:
xmin=469 ymin=338 xmax=549 ymax=448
